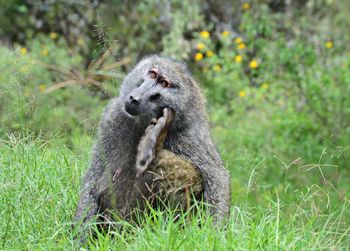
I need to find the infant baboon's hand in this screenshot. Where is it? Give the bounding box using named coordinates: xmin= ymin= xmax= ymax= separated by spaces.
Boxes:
xmin=135 ymin=108 xmax=174 ymax=177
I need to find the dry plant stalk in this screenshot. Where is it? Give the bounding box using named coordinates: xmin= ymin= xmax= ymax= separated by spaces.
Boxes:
xmin=33 ymin=42 xmax=131 ymax=95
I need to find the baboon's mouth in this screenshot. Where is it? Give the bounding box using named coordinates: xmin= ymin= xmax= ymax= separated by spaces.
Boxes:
xmin=155 ymin=107 xmax=166 ymax=119
xmin=123 ymin=105 xmax=174 ymax=128
xmin=150 ymin=107 xmax=174 ymax=126
xmin=124 ymin=104 xmax=139 ymax=116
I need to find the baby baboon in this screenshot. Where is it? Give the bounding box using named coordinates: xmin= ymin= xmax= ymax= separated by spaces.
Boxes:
xmin=74 ymin=55 xmax=231 ymax=233
xmin=135 ymin=107 xmax=202 ymax=211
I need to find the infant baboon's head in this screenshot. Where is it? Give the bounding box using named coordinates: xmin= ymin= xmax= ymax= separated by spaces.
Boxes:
xmin=120 ymin=55 xmax=205 ymax=129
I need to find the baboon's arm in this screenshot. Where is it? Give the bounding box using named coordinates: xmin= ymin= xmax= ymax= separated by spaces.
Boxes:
xmin=74 ymin=145 xmax=104 ymax=227
xmin=173 ymin=133 xmax=231 ymax=224
xmin=201 ymin=156 xmax=230 ymax=224
xmin=194 ymin=146 xmax=230 ymax=223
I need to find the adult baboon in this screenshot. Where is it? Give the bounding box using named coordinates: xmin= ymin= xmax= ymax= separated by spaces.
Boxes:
xmin=74 ymin=55 xmax=231 ymax=233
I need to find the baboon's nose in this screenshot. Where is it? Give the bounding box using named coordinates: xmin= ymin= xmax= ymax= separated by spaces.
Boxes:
xmin=129 ymin=95 xmax=140 ymax=105
xmin=124 ymin=94 xmax=140 ymax=116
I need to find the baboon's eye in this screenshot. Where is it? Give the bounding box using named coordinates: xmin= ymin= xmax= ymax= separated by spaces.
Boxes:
xmin=148 ymin=70 xmax=157 ymax=79
xmin=160 ymin=79 xmax=171 ymax=88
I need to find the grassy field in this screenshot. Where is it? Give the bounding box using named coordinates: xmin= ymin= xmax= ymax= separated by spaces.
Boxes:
xmin=1 ymin=134 xmax=349 ymax=250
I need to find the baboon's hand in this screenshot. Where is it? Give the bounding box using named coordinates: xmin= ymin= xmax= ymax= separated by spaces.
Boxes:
xmin=135 ymin=108 xmax=174 ymax=176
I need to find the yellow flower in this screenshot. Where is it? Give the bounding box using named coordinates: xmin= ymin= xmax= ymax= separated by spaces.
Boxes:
xmin=234 ymin=55 xmax=243 ymax=63
xmin=20 ymin=47 xmax=28 ymax=55
xmin=200 ymin=31 xmax=210 ymax=38
xmin=197 ymin=42 xmax=205 ymax=50
xmin=261 ymin=83 xmax=269 ymax=89
xmin=249 ymin=59 xmax=259 ymax=69
xmin=206 ymin=50 xmax=214 ymax=57
xmin=234 ymin=37 xmax=243 ymax=44
xmin=239 ymin=91 xmax=246 ymax=97
xmin=213 ymin=64 xmax=221 ymax=72
xmin=222 ymin=31 xmax=230 ymax=37
xmin=39 ymin=84 xmax=46 ymax=92
xmin=242 ymin=2 xmax=251 ymax=10
xmin=50 ymin=32 xmax=58 ymax=39
xmin=42 ymin=48 xmax=49 ymax=56
xmin=195 ymin=53 xmax=203 ymax=61
xmin=237 ymin=43 xmax=246 ymax=50
xmin=77 ymin=37 xmax=84 ymax=46
xmin=325 ymin=41 xmax=333 ymax=49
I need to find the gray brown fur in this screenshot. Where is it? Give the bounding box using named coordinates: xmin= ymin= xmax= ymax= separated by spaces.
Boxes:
xmin=74 ymin=55 xmax=231 ymax=232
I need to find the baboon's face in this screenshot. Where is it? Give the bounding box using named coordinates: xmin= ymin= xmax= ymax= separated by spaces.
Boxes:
xmin=120 ymin=56 xmax=194 ymax=125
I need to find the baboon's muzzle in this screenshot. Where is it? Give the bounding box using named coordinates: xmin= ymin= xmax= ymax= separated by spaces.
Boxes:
xmin=124 ymin=93 xmax=141 ymax=116
xmin=124 ymin=83 xmax=161 ymax=116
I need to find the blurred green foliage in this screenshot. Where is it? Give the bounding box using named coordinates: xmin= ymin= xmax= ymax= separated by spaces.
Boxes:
xmin=191 ymin=3 xmax=350 ymax=194
xmin=0 ymin=0 xmax=349 ymax=212
xmin=0 ymin=35 xmax=106 ymax=135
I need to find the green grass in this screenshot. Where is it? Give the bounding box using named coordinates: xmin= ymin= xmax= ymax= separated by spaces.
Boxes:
xmin=1 ymin=134 xmax=349 ymax=250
